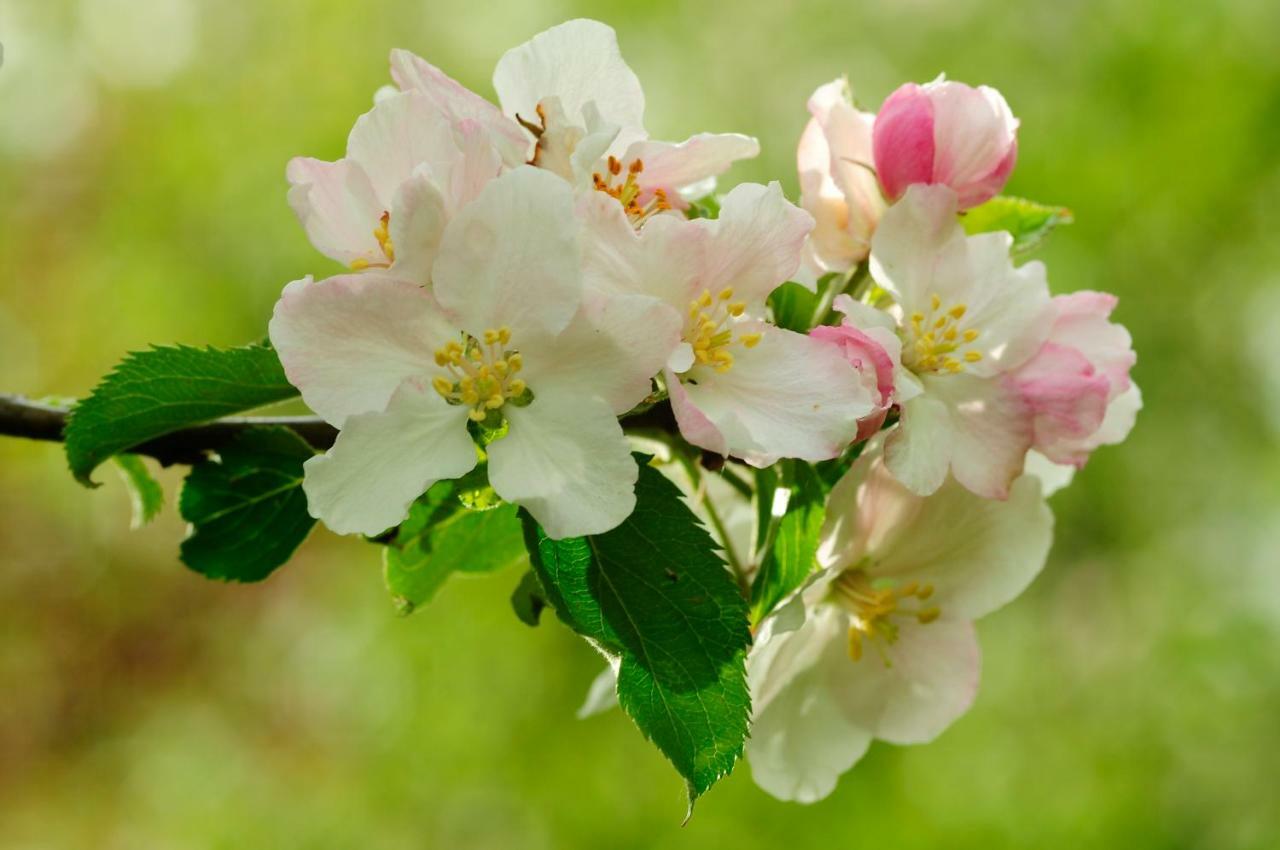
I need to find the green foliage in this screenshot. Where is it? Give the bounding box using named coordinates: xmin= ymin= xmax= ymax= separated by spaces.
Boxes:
xmin=522 ymin=460 xmax=752 ymax=813
xmin=750 ymin=463 xmax=826 ymax=625
xmin=65 ymin=344 xmax=297 ymax=485
xmin=510 ymin=569 xmax=548 ymax=627
xmin=112 ymin=454 xmax=164 ymax=529
xmin=383 ymin=482 xmax=527 ymax=616
xmin=685 ymin=193 xmax=721 ymax=220
xmin=178 ymin=427 xmax=315 ymax=582
xmin=962 ymin=196 xmax=1073 ymax=255
xmin=768 ymin=280 xmax=825 ymax=332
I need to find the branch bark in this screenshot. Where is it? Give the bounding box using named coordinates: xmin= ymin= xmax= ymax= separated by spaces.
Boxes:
xmin=0 ymin=392 xmax=679 ymax=467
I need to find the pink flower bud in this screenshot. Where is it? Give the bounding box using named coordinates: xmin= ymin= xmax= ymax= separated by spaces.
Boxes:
xmin=872 ymin=78 xmax=1019 ymax=209
xmin=811 ymin=307 xmax=899 ymax=442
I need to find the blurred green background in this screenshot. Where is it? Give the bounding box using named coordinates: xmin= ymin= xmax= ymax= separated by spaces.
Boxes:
xmin=2 ymin=0 xmax=1278 ymax=846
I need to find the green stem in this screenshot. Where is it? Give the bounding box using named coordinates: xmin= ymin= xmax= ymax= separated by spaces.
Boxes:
xmin=678 ymin=453 xmax=750 ymax=596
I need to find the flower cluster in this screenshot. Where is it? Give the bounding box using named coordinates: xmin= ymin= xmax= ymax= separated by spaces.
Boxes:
xmin=270 ymin=20 xmax=1139 ymax=802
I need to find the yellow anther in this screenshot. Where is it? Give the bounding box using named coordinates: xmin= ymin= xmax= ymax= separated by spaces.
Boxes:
xmin=434 ymin=349 xmax=451 ymax=367
xmin=901 ymin=581 xmax=919 ymax=597
xmin=944 ymin=327 xmax=958 ymax=341
xmin=461 ymin=390 xmax=479 ymax=405
xmin=934 ymin=316 xmax=948 ymax=329
xmin=468 ymin=347 xmax=483 ymax=361
xmin=847 ymin=628 xmax=864 ymax=662
xmin=507 ymin=353 xmax=523 ymax=372
xmin=964 ymin=351 xmax=983 ymax=362
xmin=483 ymin=328 xmax=501 ymax=345
xmin=486 ymin=394 xmax=505 ymax=409
xmin=718 ymin=287 xmax=734 ymax=301
xmin=498 ymin=326 xmax=511 ymax=345
xmin=911 ymin=312 xmax=924 ymax=324
xmin=493 ymin=360 xmax=509 ymax=376
xmin=963 ymin=329 xmax=979 ymax=342
xmin=728 ymin=302 xmax=746 ymax=317
xmin=373 ymin=211 xmax=395 ymax=263
xmin=431 ymin=376 xmax=454 ymax=398
xmin=699 ymin=290 xmax=713 ymax=307
xmin=917 ymin=607 xmax=941 ymax=624
xmin=740 ymin=333 xmax=762 ymax=349
xmin=918 ymin=584 xmax=935 ymax=600
xmin=350 ymin=258 xmax=371 ymax=271
xmin=468 ymin=409 xmax=487 ymax=422
xmin=931 ymin=294 xmax=942 ymax=310
xmin=507 ymin=378 xmax=526 ymax=396
xmin=949 ymin=304 xmax=967 ymax=319
xmin=944 ymin=357 xmax=963 ymax=373
xmin=477 ymin=365 xmax=491 ymax=380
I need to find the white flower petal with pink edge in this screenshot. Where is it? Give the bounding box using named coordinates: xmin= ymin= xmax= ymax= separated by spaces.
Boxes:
xmin=493 ymin=19 xmax=646 ymax=155
xmin=622 ymin=132 xmax=761 ymax=201
xmin=302 ymin=379 xmax=478 ymax=536
xmin=488 ymin=391 xmax=639 ymax=538
xmin=819 ymin=452 xmax=1054 ymax=620
xmin=518 ymin=291 xmax=680 ymax=415
xmin=285 ymin=157 xmax=383 ymax=268
xmin=268 ymin=273 xmax=457 ymax=428
xmin=432 ymin=166 xmax=583 ymax=338
xmin=672 ymin=324 xmax=873 ymax=467
xmin=389 ymin=48 xmax=529 ymax=167
xmin=798 ymin=78 xmax=884 ymax=272
xmin=346 ymin=91 xmax=461 ymax=207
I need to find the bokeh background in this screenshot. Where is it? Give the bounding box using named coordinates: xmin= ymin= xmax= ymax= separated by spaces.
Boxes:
xmin=2 ymin=0 xmax=1278 ymax=847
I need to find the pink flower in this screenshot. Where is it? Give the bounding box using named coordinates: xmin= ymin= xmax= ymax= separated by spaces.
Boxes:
xmin=797 ymin=79 xmax=885 ymax=272
xmin=1010 ymin=292 xmax=1140 ymax=467
xmin=809 ymin=295 xmax=902 ymax=441
xmin=872 ymin=78 xmax=1018 ymax=209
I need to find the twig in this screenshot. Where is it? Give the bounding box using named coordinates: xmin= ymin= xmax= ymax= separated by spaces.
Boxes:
xmin=0 ymin=392 xmax=681 ymax=467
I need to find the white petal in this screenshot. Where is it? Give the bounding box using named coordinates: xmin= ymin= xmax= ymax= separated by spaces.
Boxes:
xmin=665 ymin=367 xmax=728 ymax=457
xmin=828 ymin=453 xmax=1054 ymax=619
xmin=268 ymin=274 xmax=457 ymax=427
xmin=870 ymin=183 xmax=966 ymax=310
xmin=303 ymin=380 xmax=477 ymax=536
xmin=927 ymin=372 xmax=1034 ymax=499
xmin=389 ymin=48 xmax=529 ymax=166
xmin=747 ymin=607 xmax=872 ymax=803
xmin=883 ymin=394 xmax=954 ymax=496
xmin=1093 ymin=382 xmax=1142 ymax=446
xmin=577 ymin=662 xmax=620 ymax=718
xmin=488 ymin=391 xmax=638 ymax=539
xmin=346 ymin=91 xmax=460 ymax=207
xmin=1022 ymin=449 xmax=1075 ymax=497
xmin=387 ymin=169 xmax=448 ymax=285
xmin=580 ymin=193 xmax=706 ymax=309
xmin=493 ymin=20 xmax=646 ymax=151
xmin=285 ymin=157 xmax=383 ymax=268
xmin=700 ymin=182 xmax=815 ymax=307
xmin=677 ymin=325 xmax=871 ymax=466
xmin=518 ymin=292 xmax=680 ymax=415
xmin=828 ymin=616 xmax=981 ymax=745
xmin=433 ymin=166 xmax=582 ymax=338
xmin=623 ymin=132 xmax=759 ymax=194
xmin=446 ymin=118 xmax=505 ymax=211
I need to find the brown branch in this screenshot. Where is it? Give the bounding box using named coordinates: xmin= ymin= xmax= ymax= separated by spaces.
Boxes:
xmin=0 ymin=392 xmax=679 ymax=467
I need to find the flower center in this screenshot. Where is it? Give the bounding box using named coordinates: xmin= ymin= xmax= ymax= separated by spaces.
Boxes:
xmin=901 ymin=293 xmax=983 ymax=375
xmin=351 ymin=211 xmax=395 ymax=271
xmin=684 ymin=286 xmax=761 ymax=373
xmin=592 ymin=156 xmax=672 ymax=226
xmin=831 ymin=568 xmax=939 ymax=665
xmin=430 ymin=326 xmax=531 ymax=423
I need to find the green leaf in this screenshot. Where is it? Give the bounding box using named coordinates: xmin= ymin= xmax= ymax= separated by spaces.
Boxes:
xmin=685 ymin=193 xmax=721 ymax=220
xmin=112 ymin=454 xmax=164 ymax=529
xmin=750 ymin=463 xmax=826 ymax=625
xmin=767 ymin=280 xmax=824 ymax=332
xmin=178 ymin=426 xmax=315 ymax=582
xmin=510 ymin=569 xmax=548 ymax=627
xmin=383 ymin=484 xmax=527 ymax=616
xmin=522 ymin=459 xmax=752 ymax=813
xmin=961 ymin=195 xmax=1073 ymax=255
xmin=65 ymin=344 xmax=298 ymax=485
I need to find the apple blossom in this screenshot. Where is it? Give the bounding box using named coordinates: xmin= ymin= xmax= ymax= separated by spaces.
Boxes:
xmin=797 ymin=78 xmax=885 ymax=273
xmin=809 ymin=295 xmax=911 ymax=441
xmin=1010 ymin=291 xmax=1141 ymax=467
xmin=873 ymin=77 xmax=1019 ymax=209
xmin=390 ymin=19 xmax=759 ymax=224
xmin=853 ymin=183 xmax=1053 ymax=499
xmin=269 ymin=166 xmax=680 ymax=539
xmin=583 ymin=180 xmax=875 ymax=466
xmin=286 ymin=89 xmax=503 ymax=283
xmin=746 ymin=448 xmax=1053 ymax=803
